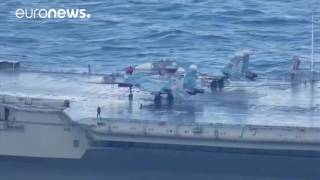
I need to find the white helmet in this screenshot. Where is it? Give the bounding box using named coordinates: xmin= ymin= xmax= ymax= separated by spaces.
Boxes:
xmin=177 ymin=67 xmax=186 ymax=75
xmin=189 ymin=64 xmax=198 ymax=70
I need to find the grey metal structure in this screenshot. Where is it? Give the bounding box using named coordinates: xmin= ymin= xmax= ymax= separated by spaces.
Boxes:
xmin=0 ymin=63 xmax=319 ymax=179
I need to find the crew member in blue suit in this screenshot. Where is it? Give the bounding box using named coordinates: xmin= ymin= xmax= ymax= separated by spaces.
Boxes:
xmin=97 ymin=106 xmax=101 ymax=119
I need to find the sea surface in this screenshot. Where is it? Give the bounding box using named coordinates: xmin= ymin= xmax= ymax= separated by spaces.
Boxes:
xmin=0 ymin=0 xmax=319 ymax=76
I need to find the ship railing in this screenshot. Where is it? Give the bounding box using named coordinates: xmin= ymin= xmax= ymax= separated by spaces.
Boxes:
xmin=89 ymin=119 xmax=320 ymax=145
xmin=0 ymin=94 xmax=69 ymax=110
xmin=0 ymin=117 xmax=82 ymax=132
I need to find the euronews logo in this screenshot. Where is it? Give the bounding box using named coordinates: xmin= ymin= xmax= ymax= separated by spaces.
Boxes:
xmin=16 ymin=8 xmax=91 ymax=19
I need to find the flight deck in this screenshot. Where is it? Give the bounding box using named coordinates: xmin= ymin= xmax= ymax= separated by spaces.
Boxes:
xmin=0 ymin=70 xmax=319 ymax=128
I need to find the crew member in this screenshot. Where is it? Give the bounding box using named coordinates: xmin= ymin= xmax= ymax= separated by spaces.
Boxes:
xmin=291 ymin=55 xmax=301 ymax=81
xmin=97 ymin=106 xmax=101 ymax=119
xmin=126 ymin=66 xmax=134 ymax=75
xmin=87 ymin=64 xmax=91 ymax=75
xmin=292 ymin=55 xmax=301 ymax=71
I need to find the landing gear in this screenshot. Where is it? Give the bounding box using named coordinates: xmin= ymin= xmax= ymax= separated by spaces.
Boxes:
xmin=154 ymin=92 xmax=174 ymax=107
xmin=128 ymin=86 xmax=133 ymax=101
xmin=245 ymin=71 xmax=258 ymax=81
xmin=154 ymin=93 xmax=162 ymax=107
xmin=129 ymin=93 xmax=133 ymax=101
xmin=210 ymin=77 xmax=224 ymax=91
xmin=167 ymin=93 xmax=174 ymax=105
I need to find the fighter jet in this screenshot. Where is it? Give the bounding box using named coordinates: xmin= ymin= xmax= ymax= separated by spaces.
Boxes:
xmin=103 ymin=61 xmax=206 ymax=106
xmin=221 ymin=50 xmax=258 ymax=81
xmin=102 ymin=51 xmax=257 ymax=106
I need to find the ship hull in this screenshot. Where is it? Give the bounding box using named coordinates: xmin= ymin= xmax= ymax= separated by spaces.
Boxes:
xmin=1 ymin=147 xmax=319 ymax=180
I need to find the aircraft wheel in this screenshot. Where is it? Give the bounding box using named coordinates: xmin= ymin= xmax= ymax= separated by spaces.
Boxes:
xmin=154 ymin=93 xmax=162 ymax=106
xmin=129 ymin=93 xmax=133 ymax=101
xmin=211 ymin=78 xmax=224 ymax=91
xmin=167 ymin=93 xmax=174 ymax=105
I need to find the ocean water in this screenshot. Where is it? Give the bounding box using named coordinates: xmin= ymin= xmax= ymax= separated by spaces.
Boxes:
xmin=0 ymin=0 xmax=318 ymax=76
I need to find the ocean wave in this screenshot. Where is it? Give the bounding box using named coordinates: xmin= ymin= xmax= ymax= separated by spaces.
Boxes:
xmin=101 ymin=46 xmax=139 ymax=51
xmin=236 ymin=17 xmax=309 ymax=26
xmin=0 ymin=36 xmax=38 ymax=44
xmin=145 ymin=29 xmax=229 ymax=41
xmin=219 ymin=9 xmax=265 ymax=16
xmin=95 ymin=15 xmax=125 ymax=24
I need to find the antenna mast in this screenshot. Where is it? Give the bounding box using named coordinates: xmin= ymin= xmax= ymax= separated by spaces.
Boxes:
xmin=311 ymin=14 xmax=315 ymax=81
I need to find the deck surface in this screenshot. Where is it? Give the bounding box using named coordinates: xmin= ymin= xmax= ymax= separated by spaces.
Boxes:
xmin=0 ymin=71 xmax=319 ymax=127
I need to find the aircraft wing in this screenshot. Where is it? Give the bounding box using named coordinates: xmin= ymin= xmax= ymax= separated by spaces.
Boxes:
xmin=134 ymin=75 xmax=171 ymax=94
xmin=103 ymin=72 xmax=172 ymax=94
